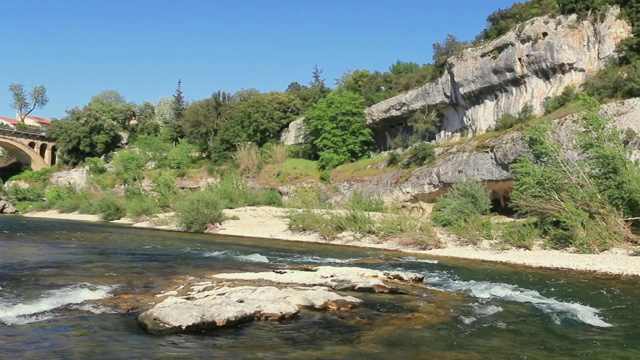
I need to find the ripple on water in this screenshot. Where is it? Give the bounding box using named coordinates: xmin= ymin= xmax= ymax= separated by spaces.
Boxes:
xmin=0 ymin=283 xmax=116 ymax=325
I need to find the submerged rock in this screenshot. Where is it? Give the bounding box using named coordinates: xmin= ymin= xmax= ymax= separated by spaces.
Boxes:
xmin=212 ymin=266 xmax=425 ymax=293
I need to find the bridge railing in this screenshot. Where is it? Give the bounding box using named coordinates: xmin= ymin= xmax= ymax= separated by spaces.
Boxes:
xmin=0 ymin=128 xmax=52 ymax=141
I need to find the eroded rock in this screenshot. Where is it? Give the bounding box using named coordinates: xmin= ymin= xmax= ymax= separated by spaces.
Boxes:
xmin=138 ymin=285 xmax=361 ymax=335
xmin=213 ymin=266 xmax=425 ymax=293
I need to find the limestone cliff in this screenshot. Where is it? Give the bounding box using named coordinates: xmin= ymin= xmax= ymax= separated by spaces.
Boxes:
xmin=365 ymin=7 xmax=632 ymax=146
xmin=340 ymin=98 xmax=640 ymax=208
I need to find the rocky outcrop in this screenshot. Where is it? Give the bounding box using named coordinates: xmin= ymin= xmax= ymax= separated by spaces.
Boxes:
xmin=0 ymin=199 xmax=18 ymax=214
xmin=138 ymin=285 xmax=361 ymax=335
xmin=50 ymin=167 xmax=89 ymax=191
xmin=280 ymin=117 xmax=306 ymax=145
xmin=138 ymin=266 xmax=425 ymax=335
xmin=366 ymin=7 xmax=632 ymax=146
xmin=339 ymin=98 xmax=640 ymax=205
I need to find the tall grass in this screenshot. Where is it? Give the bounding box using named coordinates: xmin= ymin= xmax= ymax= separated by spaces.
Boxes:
xmin=264 ymin=144 xmax=288 ymax=166
xmin=234 ymin=142 xmax=261 ymax=174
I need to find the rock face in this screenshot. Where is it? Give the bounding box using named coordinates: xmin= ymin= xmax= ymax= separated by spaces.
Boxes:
xmin=339 ymin=98 xmax=640 ymax=205
xmin=280 ymin=117 xmax=306 ymax=145
xmin=366 ymin=7 xmax=632 ymax=147
xmin=138 ymin=266 xmax=425 ymax=335
xmin=50 ymin=167 xmax=89 ymax=191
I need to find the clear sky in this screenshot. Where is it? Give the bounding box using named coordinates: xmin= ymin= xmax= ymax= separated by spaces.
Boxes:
xmin=0 ymin=0 xmax=517 ymax=119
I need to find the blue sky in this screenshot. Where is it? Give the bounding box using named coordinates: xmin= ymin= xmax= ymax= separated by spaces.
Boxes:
xmin=0 ymin=0 xmax=517 ymax=119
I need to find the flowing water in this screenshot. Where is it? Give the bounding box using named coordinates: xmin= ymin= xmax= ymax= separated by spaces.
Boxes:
xmin=1 ymin=216 xmax=639 ymax=359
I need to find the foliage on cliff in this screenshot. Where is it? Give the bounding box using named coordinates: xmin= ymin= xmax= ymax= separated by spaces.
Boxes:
xmin=511 ymin=95 xmax=639 ymax=252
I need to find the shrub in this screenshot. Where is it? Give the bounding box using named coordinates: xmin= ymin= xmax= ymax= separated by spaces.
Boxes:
xmin=264 ymin=143 xmax=288 ymax=166
xmin=174 ymin=190 xmax=225 ymax=232
xmin=286 ymin=187 xmax=332 ymax=209
xmin=85 ymin=157 xmax=106 ymax=175
xmin=386 ymin=152 xmax=401 ymax=167
xmin=112 ymin=151 xmax=145 ymax=185
xmin=9 ymin=166 xmax=56 ymax=182
xmin=544 ymin=86 xmax=577 ymax=114
xmin=500 ymin=221 xmax=541 ymax=250
xmin=432 ymin=180 xmax=491 ymax=228
xmin=346 ymin=190 xmax=385 ymax=213
xmin=5 ymin=184 xmax=45 ymax=202
xmin=493 ymin=105 xmax=534 ymax=132
xmin=92 ymin=193 xmax=127 ymax=221
xmin=126 ymin=196 xmax=161 ymax=219
xmin=153 ymin=172 xmax=179 ymax=210
xmin=234 ymin=142 xmax=262 ymax=174
xmin=403 ymin=143 xmax=435 ymax=168
xmin=254 ymin=189 xmax=284 ymax=207
xmin=168 ymin=140 xmax=199 ymax=169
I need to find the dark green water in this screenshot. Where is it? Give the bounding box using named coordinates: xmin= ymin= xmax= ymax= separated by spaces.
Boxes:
xmin=0 ymin=216 xmax=639 ymax=359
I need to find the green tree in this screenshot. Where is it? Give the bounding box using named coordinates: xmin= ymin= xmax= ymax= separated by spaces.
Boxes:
xmin=212 ymin=92 xmax=302 ymax=156
xmin=305 ymin=91 xmax=373 ymax=169
xmin=164 ymin=80 xmax=186 ymax=144
xmin=47 ymin=107 xmax=121 ymax=166
xmin=389 ymin=60 xmax=421 ymax=75
xmin=432 ymin=34 xmax=468 ymax=72
xmin=8 ymin=83 xmax=48 ymax=123
xmin=181 ymin=91 xmax=230 ymax=152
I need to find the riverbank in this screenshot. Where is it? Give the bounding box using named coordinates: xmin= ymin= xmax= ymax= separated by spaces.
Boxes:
xmin=22 ymin=207 xmax=640 ymax=277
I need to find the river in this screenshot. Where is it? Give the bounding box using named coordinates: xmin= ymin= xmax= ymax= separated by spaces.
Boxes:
xmin=0 ymin=216 xmax=638 ymax=359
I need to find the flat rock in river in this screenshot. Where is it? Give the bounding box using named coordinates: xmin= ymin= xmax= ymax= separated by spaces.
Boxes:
xmin=212 ymin=266 xmax=425 ymax=293
xmin=138 ymin=285 xmax=362 ymax=335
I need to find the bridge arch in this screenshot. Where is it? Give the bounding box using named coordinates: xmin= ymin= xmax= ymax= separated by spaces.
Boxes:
xmin=0 ymin=138 xmax=48 ymax=170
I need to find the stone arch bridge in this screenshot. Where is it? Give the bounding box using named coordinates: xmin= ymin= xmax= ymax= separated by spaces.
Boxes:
xmin=0 ymin=128 xmax=57 ymax=170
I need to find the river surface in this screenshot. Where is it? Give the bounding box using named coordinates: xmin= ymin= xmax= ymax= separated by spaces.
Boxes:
xmin=0 ymin=216 xmax=639 ymax=359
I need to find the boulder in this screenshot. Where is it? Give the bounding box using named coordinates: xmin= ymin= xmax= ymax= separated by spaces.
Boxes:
xmin=138 ymin=285 xmax=361 ymax=335
xmin=50 ymin=167 xmax=89 ymax=191
xmin=0 ymin=199 xmax=18 ymax=214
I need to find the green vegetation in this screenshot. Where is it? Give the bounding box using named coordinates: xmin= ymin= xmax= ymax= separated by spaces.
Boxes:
xmin=431 ymin=180 xmax=493 ymax=243
xmin=305 ymin=91 xmax=373 ymax=170
xmin=493 ymin=105 xmax=535 ymax=132
xmin=510 ymin=95 xmax=639 ymax=252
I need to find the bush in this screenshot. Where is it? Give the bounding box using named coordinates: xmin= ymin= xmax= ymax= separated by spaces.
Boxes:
xmin=493 ymin=105 xmax=534 ymax=132
xmin=264 ymin=143 xmax=288 ymax=166
xmin=174 ymin=190 xmax=225 ymax=232
xmin=500 ymin=221 xmax=541 ymax=250
xmin=234 ymin=142 xmax=262 ymax=174
xmin=168 ymin=140 xmax=199 ymax=169
xmin=403 ymin=143 xmax=435 ymax=168
xmin=5 ymin=184 xmax=45 ymax=202
xmin=544 ymin=86 xmax=577 ymax=114
xmin=112 ymin=151 xmax=145 ymax=185
xmin=92 ymin=193 xmax=127 ymax=221
xmin=386 ymin=152 xmax=401 ymax=167
xmin=85 ymin=157 xmax=106 ymax=175
xmin=346 ymin=190 xmax=385 ymax=212
xmin=153 ymin=172 xmax=179 ymax=210
xmin=286 ymin=187 xmax=332 ymax=209
xmin=126 ymin=196 xmax=161 ymax=219
xmin=432 ymin=180 xmax=491 ymax=228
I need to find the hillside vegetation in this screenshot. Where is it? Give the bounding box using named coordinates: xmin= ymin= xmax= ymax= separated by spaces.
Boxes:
xmin=3 ymin=1 xmax=640 ymax=253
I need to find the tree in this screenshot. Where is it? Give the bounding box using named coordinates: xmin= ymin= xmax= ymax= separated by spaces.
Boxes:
xmin=165 ymin=80 xmax=186 ymax=144
xmin=305 ymin=91 xmax=373 ymax=169
xmin=389 ymin=60 xmax=421 ymax=76
xmin=90 ymin=90 xmax=126 ymax=106
xmin=180 ymin=91 xmax=231 ymax=152
xmin=432 ymin=34 xmax=468 ymax=72
xmin=86 ymin=90 xmax=136 ymax=131
xmin=47 ymin=107 xmax=121 ymax=166
xmin=8 ymin=83 xmax=49 ymax=123
xmin=212 ymin=92 xmax=302 ymax=156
